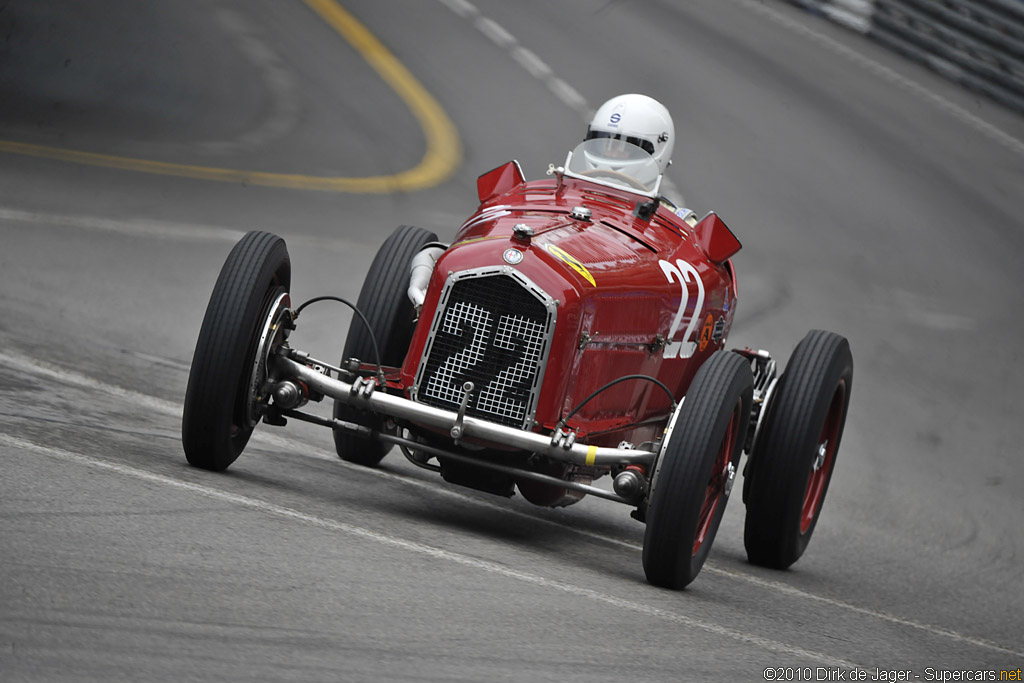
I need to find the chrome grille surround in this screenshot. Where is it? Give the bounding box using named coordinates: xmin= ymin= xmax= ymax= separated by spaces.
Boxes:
xmin=413 ymin=266 xmax=557 ymax=429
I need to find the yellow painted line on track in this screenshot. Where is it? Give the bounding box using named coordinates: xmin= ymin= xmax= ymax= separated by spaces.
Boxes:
xmin=0 ymin=0 xmax=460 ymax=193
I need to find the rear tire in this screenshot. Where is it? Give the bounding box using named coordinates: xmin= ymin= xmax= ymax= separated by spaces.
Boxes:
xmin=182 ymin=231 xmax=291 ymax=472
xmin=333 ymin=225 xmax=439 ymax=466
xmin=743 ymin=330 xmax=853 ymax=569
xmin=643 ymin=351 xmax=753 ymax=589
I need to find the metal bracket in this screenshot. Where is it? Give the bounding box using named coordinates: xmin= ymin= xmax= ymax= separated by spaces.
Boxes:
xmin=745 ymin=349 xmax=778 ymax=454
xmin=450 ymin=381 xmax=474 ymax=442
xmin=350 ymin=377 xmax=376 ymax=405
xmin=723 ymin=461 xmax=737 ymax=498
xmin=550 ymin=428 xmax=577 ymax=450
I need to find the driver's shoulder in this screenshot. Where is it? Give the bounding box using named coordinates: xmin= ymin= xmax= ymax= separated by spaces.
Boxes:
xmin=659 ymin=198 xmax=699 ymax=227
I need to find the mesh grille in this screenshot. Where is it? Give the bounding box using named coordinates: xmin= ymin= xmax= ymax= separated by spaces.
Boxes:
xmin=418 ymin=274 xmax=550 ymax=428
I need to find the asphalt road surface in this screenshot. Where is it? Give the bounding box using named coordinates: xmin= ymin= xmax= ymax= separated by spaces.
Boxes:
xmin=1 ymin=0 xmax=1022 ymax=680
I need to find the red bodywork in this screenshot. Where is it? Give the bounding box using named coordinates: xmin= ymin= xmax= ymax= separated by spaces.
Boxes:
xmin=401 ymin=162 xmax=740 ymax=449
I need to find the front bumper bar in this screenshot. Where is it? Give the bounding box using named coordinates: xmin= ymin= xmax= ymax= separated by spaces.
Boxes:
xmin=276 ymin=355 xmax=657 ymax=468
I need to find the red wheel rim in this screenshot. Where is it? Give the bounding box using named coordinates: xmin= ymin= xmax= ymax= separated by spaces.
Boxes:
xmin=800 ymin=379 xmax=846 ymax=534
xmin=692 ymin=403 xmax=741 ymax=556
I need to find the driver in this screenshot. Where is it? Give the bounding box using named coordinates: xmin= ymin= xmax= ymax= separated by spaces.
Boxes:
xmin=582 ymin=94 xmax=674 ymax=191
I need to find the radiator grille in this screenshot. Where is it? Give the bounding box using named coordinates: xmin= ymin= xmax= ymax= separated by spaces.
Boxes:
xmin=417 ymin=271 xmax=553 ymax=428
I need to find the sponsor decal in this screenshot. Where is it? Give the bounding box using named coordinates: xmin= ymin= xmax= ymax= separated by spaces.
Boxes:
xmin=712 ymin=316 xmax=726 ymax=344
xmin=502 ymin=248 xmax=524 ymax=265
xmin=698 ymin=313 xmax=715 ymax=352
xmin=546 ymin=244 xmax=596 ymax=287
xmin=610 ymin=112 xmax=621 ymax=125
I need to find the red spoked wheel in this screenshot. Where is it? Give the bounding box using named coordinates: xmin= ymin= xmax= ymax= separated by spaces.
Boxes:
xmin=800 ymin=379 xmax=846 ymax=534
xmin=744 ymin=330 xmax=853 ymax=569
xmin=693 ymin=403 xmax=743 ymax=556
xmin=643 ymin=351 xmax=753 ymax=589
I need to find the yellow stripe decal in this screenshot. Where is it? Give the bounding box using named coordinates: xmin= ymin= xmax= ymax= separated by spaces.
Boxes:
xmin=585 ymin=445 xmax=598 ymax=466
xmin=546 ymin=244 xmax=596 ymax=287
xmin=451 ymin=235 xmax=508 ymax=247
xmin=0 ymin=0 xmax=460 ymax=193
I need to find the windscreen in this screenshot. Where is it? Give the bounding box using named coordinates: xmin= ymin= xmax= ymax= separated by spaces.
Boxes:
xmin=565 ymin=139 xmax=662 ymax=196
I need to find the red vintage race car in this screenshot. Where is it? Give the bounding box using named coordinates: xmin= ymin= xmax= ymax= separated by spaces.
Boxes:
xmin=182 ymin=139 xmax=853 ymax=589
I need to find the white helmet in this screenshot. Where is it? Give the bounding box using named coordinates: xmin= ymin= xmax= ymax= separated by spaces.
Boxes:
xmin=584 ymin=94 xmax=674 ymax=177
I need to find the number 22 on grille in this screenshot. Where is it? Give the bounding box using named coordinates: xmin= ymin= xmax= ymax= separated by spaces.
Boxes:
xmin=424 ymin=301 xmax=545 ymax=422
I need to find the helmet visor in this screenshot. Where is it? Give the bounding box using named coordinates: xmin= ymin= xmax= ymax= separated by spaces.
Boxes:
xmin=585 ymin=129 xmax=656 ymax=156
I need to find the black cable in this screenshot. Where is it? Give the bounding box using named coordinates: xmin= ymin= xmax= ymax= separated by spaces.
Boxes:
xmin=556 ymin=374 xmax=677 ymax=432
xmin=292 ymin=295 xmax=384 ymax=384
xmin=400 ymin=443 xmax=442 ymax=473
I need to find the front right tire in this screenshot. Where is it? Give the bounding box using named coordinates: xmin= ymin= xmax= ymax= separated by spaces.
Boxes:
xmin=333 ymin=225 xmax=439 ymax=467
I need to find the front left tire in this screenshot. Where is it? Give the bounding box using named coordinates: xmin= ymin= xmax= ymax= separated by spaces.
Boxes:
xmin=182 ymin=231 xmax=291 ymax=472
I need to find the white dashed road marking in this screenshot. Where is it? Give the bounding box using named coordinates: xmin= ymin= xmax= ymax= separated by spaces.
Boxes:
xmin=436 ymin=0 xmax=1024 ymax=216
xmin=436 ymin=0 xmax=590 ymax=118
